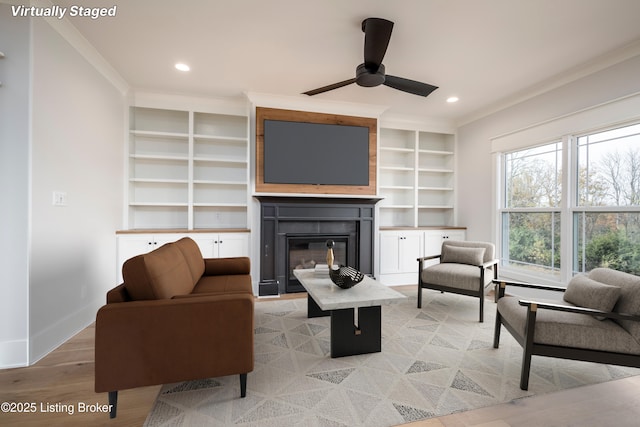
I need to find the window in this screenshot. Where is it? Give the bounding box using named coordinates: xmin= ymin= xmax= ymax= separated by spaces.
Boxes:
xmin=574 ymin=123 xmax=640 ymax=275
xmin=502 ymin=142 xmax=562 ymax=279
xmin=500 ymin=122 xmax=640 ymax=281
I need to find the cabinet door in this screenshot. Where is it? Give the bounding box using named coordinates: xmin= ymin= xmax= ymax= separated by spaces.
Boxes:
xmin=116 ymin=233 xmax=185 ymax=283
xmin=399 ymin=233 xmax=421 ymax=273
xmin=380 ymin=232 xmax=421 ymax=274
xmin=191 ymin=234 xmax=217 ymax=258
xmin=379 ymin=233 xmax=401 ymax=274
xmin=216 ymin=233 xmax=250 ymax=258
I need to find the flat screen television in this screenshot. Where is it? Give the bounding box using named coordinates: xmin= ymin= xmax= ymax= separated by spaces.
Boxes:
xmin=263 ymin=119 xmax=370 ymax=186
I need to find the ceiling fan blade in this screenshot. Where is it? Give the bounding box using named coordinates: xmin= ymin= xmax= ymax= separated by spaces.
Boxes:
xmin=362 ymin=18 xmax=393 ymax=70
xmin=383 ymin=75 xmax=439 ymax=97
xmin=302 ymin=78 xmax=356 ymax=96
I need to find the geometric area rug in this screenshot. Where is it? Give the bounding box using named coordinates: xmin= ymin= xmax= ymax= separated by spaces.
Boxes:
xmin=145 ymin=289 xmax=640 ymax=426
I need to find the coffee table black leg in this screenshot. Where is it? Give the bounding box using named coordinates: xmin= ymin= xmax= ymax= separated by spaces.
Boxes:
xmin=307 ymin=295 xmax=329 ymax=318
xmin=330 ymin=306 xmax=381 ymax=358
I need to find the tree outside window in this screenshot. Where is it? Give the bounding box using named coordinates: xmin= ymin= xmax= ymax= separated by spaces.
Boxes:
xmin=501 ymin=122 xmax=640 ymax=280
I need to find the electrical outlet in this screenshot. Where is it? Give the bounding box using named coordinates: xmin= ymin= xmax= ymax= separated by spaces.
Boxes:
xmin=52 ymin=191 xmax=67 ymax=206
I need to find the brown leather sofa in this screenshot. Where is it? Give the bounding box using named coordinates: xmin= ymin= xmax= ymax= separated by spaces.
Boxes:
xmin=94 ymin=237 xmax=254 ymax=418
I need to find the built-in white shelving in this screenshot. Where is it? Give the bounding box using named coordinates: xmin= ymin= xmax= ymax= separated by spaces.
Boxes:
xmin=378 ymin=126 xmax=455 ymax=227
xmin=128 ymin=106 xmax=249 ymax=230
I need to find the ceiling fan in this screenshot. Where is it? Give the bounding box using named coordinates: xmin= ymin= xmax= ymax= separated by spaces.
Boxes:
xmin=303 ymin=17 xmax=438 ymax=98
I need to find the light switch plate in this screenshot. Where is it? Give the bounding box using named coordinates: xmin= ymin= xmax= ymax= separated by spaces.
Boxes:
xmin=52 ymin=191 xmax=67 ymax=206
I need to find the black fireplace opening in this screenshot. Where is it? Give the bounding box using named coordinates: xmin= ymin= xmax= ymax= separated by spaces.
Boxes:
xmin=286 ymin=235 xmax=350 ymax=293
xmin=257 ymin=197 xmax=378 ymax=295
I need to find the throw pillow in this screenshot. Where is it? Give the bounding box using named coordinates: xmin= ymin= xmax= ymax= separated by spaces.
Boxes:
xmin=440 ymin=245 xmax=485 ymax=266
xmin=563 ymin=275 xmax=621 ymax=320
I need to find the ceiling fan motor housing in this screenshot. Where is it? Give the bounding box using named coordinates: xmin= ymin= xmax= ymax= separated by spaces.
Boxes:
xmin=356 ymin=63 xmax=385 ymax=87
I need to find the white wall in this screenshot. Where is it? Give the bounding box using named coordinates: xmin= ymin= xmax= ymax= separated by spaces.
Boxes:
xmin=456 ymin=54 xmax=640 ymax=242
xmin=0 ymin=9 xmax=126 ymax=367
xmin=0 ymin=5 xmax=31 ymax=368
xmin=27 ymin=18 xmax=125 ymax=363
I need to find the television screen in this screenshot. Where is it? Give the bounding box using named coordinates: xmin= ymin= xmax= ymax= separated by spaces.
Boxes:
xmin=263 ymin=119 xmax=370 ymax=186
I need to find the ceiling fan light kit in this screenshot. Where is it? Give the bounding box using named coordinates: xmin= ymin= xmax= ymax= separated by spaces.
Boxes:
xmin=304 ymin=17 xmax=438 ymax=98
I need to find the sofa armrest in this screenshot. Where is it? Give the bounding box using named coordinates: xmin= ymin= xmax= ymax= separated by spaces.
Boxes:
xmin=95 ymin=293 xmax=254 ymax=393
xmin=517 ymin=299 xmax=640 ymax=322
xmin=204 ymin=256 xmax=250 ymax=276
xmin=106 ymin=283 xmax=130 ymax=303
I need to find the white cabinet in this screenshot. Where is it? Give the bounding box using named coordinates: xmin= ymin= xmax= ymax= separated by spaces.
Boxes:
xmin=423 ymin=229 xmax=466 ymax=267
xmin=192 ymin=233 xmax=250 ymax=259
xmin=116 ymin=231 xmax=250 ymax=284
xmin=378 ymin=228 xmax=466 ymax=285
xmin=116 ymin=233 xmax=190 ymax=283
xmin=128 ymin=107 xmax=249 ymax=230
xmin=378 ymin=127 xmax=455 ymax=228
xmin=378 ymin=230 xmax=422 ymax=285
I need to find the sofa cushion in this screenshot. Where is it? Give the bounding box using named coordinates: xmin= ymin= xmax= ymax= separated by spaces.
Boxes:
xmin=497 ymin=296 xmax=640 ymax=355
xmin=441 ymin=245 xmax=485 ymax=266
xmin=123 ymin=243 xmax=195 ymax=300
xmin=563 ymin=275 xmax=621 ymax=320
xmin=192 ymin=274 xmax=253 ymax=296
xmin=173 ymin=237 xmax=205 ymax=286
xmin=442 ymin=240 xmax=495 ymax=264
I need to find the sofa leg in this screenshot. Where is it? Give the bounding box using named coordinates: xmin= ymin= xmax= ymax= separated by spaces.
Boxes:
xmin=417 ymin=286 xmax=422 ymax=308
xmin=239 ymin=373 xmax=247 ymax=398
xmin=108 ymin=391 xmax=118 ymax=418
xmin=479 ymin=293 xmax=484 ymax=323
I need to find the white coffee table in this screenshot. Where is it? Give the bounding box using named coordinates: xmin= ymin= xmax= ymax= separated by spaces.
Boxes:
xmin=293 ymin=268 xmax=406 ymax=357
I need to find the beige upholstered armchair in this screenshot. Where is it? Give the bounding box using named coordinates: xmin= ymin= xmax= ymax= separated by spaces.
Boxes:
xmin=417 ymin=240 xmax=498 ymax=322
xmin=494 ymin=268 xmax=640 ymax=390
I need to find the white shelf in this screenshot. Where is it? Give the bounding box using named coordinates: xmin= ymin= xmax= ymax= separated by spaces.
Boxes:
xmin=193 ymin=157 xmax=248 ymax=165
xmin=194 ymin=202 xmax=248 ymax=207
xmin=418 ymin=186 xmax=454 ymax=191
xmin=128 ymin=106 xmax=249 ymax=230
xmin=380 ymin=185 xmax=414 ymax=190
xmin=193 ymin=134 xmax=246 ymax=142
xmin=419 ymin=149 xmax=453 ymax=156
xmin=380 ymin=147 xmax=415 ymax=153
xmin=379 ymin=127 xmax=456 ymax=227
xmin=130 ymin=202 xmax=189 ymax=207
xmin=130 ymin=154 xmax=189 ymax=161
xmin=131 ymin=130 xmax=189 ymax=139
xmin=418 ymin=168 xmax=454 ymax=173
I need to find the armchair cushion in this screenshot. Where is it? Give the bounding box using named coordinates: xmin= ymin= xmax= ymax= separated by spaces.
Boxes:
xmin=563 ymin=275 xmax=621 ymax=319
xmin=421 ymin=263 xmax=493 ymax=291
xmin=589 ymin=267 xmax=640 ymax=341
xmin=497 ymin=296 xmax=640 ymax=355
xmin=441 ymin=245 xmax=485 ymax=266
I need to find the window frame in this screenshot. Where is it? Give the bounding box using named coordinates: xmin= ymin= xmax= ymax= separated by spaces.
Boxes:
xmin=497 ymin=121 xmax=640 ymax=285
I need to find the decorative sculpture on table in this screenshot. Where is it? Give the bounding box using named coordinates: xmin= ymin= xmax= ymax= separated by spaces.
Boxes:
xmin=326 ymin=239 xmax=364 ymax=289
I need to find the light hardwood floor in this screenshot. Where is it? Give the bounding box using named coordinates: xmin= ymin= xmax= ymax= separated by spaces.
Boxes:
xmin=2 ymin=291 xmax=640 ymax=427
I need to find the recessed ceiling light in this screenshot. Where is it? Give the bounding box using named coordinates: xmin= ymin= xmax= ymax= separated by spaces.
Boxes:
xmin=175 ymin=63 xmax=190 ymax=72
xmin=447 ymin=96 xmax=459 ymax=103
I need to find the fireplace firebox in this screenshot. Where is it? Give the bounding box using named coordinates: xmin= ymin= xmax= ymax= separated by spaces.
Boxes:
xmin=257 ymin=197 xmax=379 ymax=295
xmin=287 ymin=235 xmax=350 ymax=293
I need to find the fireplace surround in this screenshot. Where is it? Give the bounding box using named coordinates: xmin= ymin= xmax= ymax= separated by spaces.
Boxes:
xmin=257 ymin=197 xmax=379 ymax=294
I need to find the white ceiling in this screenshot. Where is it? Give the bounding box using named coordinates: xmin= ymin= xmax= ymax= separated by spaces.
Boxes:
xmin=56 ymin=0 xmax=640 ymax=124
